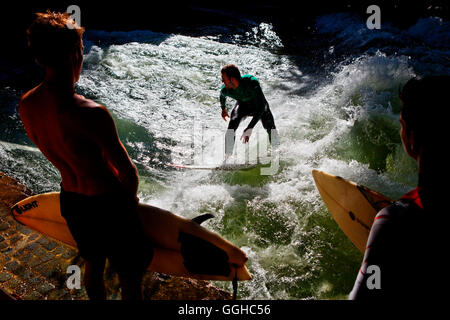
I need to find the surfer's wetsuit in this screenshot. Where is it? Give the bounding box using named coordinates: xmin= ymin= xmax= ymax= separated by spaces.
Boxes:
xmin=349 ymin=188 xmax=433 ymax=299
xmin=60 ymin=183 xmax=153 ymax=277
xmin=220 ymin=74 xmax=276 ymax=155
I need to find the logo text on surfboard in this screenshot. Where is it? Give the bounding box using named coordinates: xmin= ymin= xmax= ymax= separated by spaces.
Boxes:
xmin=348 ymin=211 xmax=371 ymax=231
xmin=12 ymin=201 xmax=38 ymax=215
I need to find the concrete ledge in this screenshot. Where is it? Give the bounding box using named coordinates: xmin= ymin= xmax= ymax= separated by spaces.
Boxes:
xmin=0 ymin=172 xmax=232 ymax=300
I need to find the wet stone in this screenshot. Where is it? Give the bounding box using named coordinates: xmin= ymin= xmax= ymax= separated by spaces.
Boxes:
xmin=33 ymin=247 xmax=48 ymax=258
xmin=13 ymin=266 xmax=26 ymax=277
xmin=28 ymin=233 xmax=39 ymax=241
xmin=33 ymin=262 xmax=51 ymax=277
xmin=0 ymin=223 xmax=9 ymax=231
xmin=37 ymin=251 xmax=55 ymax=264
xmin=36 ymin=237 xmax=49 ymax=246
xmin=69 ymin=288 xmax=87 ymax=300
xmin=6 ymin=278 xmax=21 ymax=290
xmin=0 ymin=253 xmax=11 ymax=263
xmin=16 ymin=224 xmax=32 ymax=235
xmin=28 ymin=256 xmax=43 ymax=268
xmin=23 ymin=228 xmax=33 ymax=235
xmin=52 ymin=246 xmax=67 ymax=256
xmin=12 ymin=281 xmax=28 ymax=297
xmin=23 ymin=291 xmax=43 ymax=300
xmin=62 ymin=293 xmax=74 ymax=300
xmin=0 ymin=235 xmax=5 ymax=242
xmin=21 ymin=269 xmax=34 ymax=281
xmin=25 ymin=242 xmax=39 ymax=251
xmin=8 ymin=228 xmax=18 ymax=236
xmin=13 ymin=248 xmax=26 ymax=257
xmin=27 ymin=275 xmax=43 ymax=286
xmin=10 ymin=235 xmax=22 ymax=244
xmin=62 ymin=249 xmax=77 ymax=259
xmin=0 ymin=272 xmax=12 ymax=282
xmin=19 ymin=252 xmax=33 ymax=264
xmin=36 ymin=282 xmax=55 ymax=295
xmin=47 ymin=288 xmax=67 ymax=300
xmin=9 ymin=263 xmax=25 ymax=276
xmin=57 ymin=261 xmax=71 ymax=272
xmin=0 ymin=242 xmax=8 ymax=250
xmin=35 ymin=261 xmax=63 ymax=281
xmin=5 ymin=260 xmax=20 ymax=273
xmin=1 ymin=247 xmax=13 ymax=255
xmin=42 ymin=240 xmax=58 ymax=251
xmin=15 ymin=239 xmax=29 ymax=251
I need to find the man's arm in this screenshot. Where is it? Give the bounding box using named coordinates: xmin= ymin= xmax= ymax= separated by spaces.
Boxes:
xmin=90 ymin=106 xmax=139 ymax=200
xmin=220 ymin=86 xmax=230 ymax=120
xmin=219 ymin=85 xmax=227 ymax=110
xmin=349 ymin=207 xmax=395 ymax=299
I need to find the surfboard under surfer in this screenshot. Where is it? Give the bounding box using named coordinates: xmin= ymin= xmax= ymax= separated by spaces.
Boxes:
xmin=18 ymin=11 xmax=153 ymax=300
xmin=219 ymin=64 xmax=278 ymax=158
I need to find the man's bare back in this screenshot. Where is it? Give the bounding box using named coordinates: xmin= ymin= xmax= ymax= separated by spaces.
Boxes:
xmin=19 ymin=82 xmax=138 ymax=197
xmin=21 ymin=11 xmax=147 ymax=300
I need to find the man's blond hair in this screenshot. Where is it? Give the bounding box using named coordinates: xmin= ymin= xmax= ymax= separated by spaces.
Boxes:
xmin=27 ymin=10 xmax=85 ymax=67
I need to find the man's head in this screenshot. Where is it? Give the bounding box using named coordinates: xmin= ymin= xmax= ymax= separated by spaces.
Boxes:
xmin=27 ymin=11 xmax=85 ymax=81
xmin=399 ymin=75 xmax=449 ymax=159
xmin=399 ymin=75 xmax=450 ymax=211
xmin=221 ymin=64 xmax=241 ymax=90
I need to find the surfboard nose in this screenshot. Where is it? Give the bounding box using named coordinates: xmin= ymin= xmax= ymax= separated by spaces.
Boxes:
xmin=228 ymin=247 xmax=248 ymax=267
xmin=236 ymin=265 xmax=252 ymax=281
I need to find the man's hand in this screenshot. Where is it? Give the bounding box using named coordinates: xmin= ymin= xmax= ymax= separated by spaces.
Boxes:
xmin=221 ymin=109 xmax=230 ymax=121
xmin=240 ymin=128 xmax=252 ymax=144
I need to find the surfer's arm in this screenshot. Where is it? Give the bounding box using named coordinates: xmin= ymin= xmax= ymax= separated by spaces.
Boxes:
xmin=220 ymin=86 xmax=231 ymax=121
xmin=91 ymin=106 xmax=139 ymax=199
xmin=220 ymin=86 xmax=228 ymax=110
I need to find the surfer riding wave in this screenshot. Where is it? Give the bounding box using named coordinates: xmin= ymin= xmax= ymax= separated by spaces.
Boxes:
xmin=219 ymin=64 xmax=278 ymax=158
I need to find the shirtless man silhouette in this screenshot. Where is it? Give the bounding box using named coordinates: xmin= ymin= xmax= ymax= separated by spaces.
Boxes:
xmin=19 ymin=11 xmax=152 ymax=300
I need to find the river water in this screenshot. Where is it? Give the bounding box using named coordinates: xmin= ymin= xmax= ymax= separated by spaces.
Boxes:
xmin=1 ymin=12 xmax=449 ymax=299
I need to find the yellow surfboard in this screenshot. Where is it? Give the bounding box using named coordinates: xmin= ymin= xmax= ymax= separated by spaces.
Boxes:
xmin=312 ymin=170 xmax=393 ymax=253
xmin=11 ymin=192 xmax=251 ymax=282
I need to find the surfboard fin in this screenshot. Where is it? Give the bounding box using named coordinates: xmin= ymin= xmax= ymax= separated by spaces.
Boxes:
xmin=191 ymin=213 xmax=215 ymax=225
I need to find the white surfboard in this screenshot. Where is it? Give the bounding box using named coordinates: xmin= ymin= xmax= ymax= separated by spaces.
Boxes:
xmin=168 ymin=163 xmax=260 ymax=171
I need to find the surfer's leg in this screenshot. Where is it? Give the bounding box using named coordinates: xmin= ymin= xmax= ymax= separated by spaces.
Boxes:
xmin=104 ymin=189 xmax=153 ymax=300
xmin=261 ymin=102 xmax=278 ymax=146
xmin=118 ymin=271 xmax=145 ymax=300
xmin=110 ymin=242 xmax=152 ymax=300
xmin=112 ymin=243 xmax=152 ymax=301
xmin=84 ymin=258 xmax=107 ymax=300
xmin=225 ymin=103 xmax=242 ymax=156
xmin=60 ymin=189 xmax=108 ymax=299
xmin=226 ymin=102 xmax=251 ymax=156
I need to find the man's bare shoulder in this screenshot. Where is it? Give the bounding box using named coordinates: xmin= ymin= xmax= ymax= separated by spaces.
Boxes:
xmin=74 ymin=95 xmax=115 ymax=129
xmin=18 ymin=85 xmax=41 ymax=112
xmin=74 ymin=94 xmax=102 ymax=109
xmin=72 ymin=94 xmax=109 ymax=116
